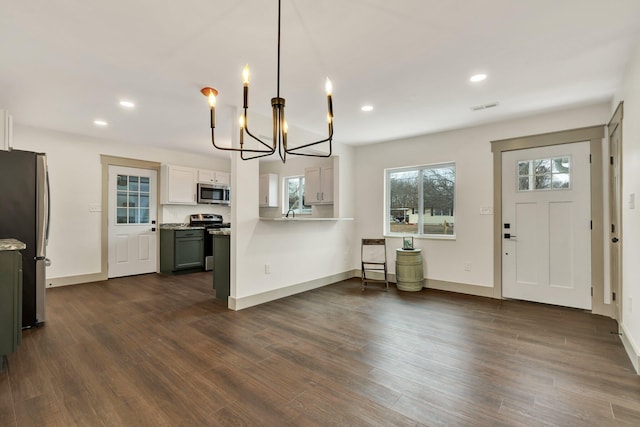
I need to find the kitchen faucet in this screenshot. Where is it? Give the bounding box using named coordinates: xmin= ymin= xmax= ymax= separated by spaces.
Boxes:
xmin=286 ymin=208 xmax=295 ymax=219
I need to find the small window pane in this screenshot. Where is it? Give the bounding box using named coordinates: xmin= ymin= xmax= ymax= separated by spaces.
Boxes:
xmin=552 ymin=157 xmax=570 ymax=173
xmin=140 ymin=194 xmax=149 ymax=208
xmin=535 ymin=175 xmax=551 ymax=190
xmin=518 ymin=161 xmax=530 ymax=176
xmin=139 ymin=209 xmax=149 ymax=223
xmin=128 ymin=194 xmax=138 ymax=207
xmin=117 ymin=175 xmax=128 ymax=190
xmin=117 ymin=208 xmax=127 ymax=224
xmin=129 ymin=176 xmax=139 ymax=191
xmin=535 ymin=159 xmax=551 ymax=175
xmin=139 ymin=177 xmax=150 ymax=192
xmin=519 ymin=177 xmax=530 ymax=191
xmin=117 ymin=192 xmax=127 ymax=207
xmin=552 ymin=174 xmax=570 ymax=189
xmin=128 ymin=209 xmax=139 ymax=224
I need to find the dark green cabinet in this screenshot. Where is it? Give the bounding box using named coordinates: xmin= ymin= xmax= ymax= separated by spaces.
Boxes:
xmin=1 ymin=250 xmax=22 ymax=368
xmin=213 ymin=234 xmax=230 ymax=301
xmin=160 ymin=228 xmax=204 ymax=273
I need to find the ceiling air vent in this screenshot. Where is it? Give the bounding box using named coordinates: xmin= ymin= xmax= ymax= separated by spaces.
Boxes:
xmin=470 ymin=102 xmax=499 ymax=111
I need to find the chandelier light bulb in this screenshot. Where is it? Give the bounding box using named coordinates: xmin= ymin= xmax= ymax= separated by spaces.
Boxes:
xmin=283 ymin=120 xmax=288 ymax=134
xmin=243 ymin=65 xmax=250 ymax=86
xmin=200 ymin=87 xmax=218 ymax=108
xmin=325 ymin=78 xmax=333 ymax=95
xmin=239 ymin=115 xmax=245 ymax=129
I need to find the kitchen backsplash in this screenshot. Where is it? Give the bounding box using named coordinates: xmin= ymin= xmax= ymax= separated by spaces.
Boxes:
xmin=161 ymin=204 xmax=230 ymax=224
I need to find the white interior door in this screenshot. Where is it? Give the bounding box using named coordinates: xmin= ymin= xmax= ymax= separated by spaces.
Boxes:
xmin=502 ymin=142 xmax=591 ymax=309
xmin=108 ymin=166 xmax=158 ymax=278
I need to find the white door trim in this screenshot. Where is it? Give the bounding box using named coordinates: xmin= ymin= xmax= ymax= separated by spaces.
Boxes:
xmin=491 ymin=125 xmax=611 ymax=316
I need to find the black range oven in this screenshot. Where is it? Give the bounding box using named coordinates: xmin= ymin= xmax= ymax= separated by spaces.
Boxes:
xmin=189 ymin=214 xmax=230 ymax=271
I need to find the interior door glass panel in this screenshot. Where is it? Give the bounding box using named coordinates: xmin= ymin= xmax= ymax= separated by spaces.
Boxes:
xmin=115 ymin=174 xmax=150 ymax=224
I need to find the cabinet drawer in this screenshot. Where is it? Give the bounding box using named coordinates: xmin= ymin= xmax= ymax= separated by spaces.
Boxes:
xmin=174 ymin=229 xmax=204 ymax=238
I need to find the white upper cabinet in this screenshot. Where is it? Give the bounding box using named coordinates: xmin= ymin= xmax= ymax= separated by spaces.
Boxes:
xmin=160 ymin=165 xmax=197 ymax=205
xmin=304 ymin=166 xmax=333 ymax=204
xmin=259 ymin=173 xmax=279 ymax=207
xmin=198 ymin=169 xmax=230 ymax=185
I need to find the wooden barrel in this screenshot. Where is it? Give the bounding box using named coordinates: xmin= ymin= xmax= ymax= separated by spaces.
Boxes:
xmin=395 ymin=249 xmax=424 ymax=291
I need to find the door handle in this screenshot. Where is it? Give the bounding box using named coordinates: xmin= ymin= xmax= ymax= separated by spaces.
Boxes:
xmin=612 ymin=237 xmax=619 ymax=243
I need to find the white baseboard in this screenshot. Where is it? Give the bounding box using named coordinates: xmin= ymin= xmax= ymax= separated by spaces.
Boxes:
xmin=385 ymin=273 xmax=496 ymax=298
xmin=47 ymin=272 xmax=107 ymax=288
xmin=229 ymin=269 xmax=494 ymax=311
xmin=228 ymin=270 xmax=360 ymax=311
xmin=620 ymin=322 xmax=640 ymax=374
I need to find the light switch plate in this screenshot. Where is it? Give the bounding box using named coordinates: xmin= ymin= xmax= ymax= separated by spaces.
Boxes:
xmin=480 ymin=206 xmax=493 ymax=215
xmin=89 ymin=204 xmax=102 ymax=212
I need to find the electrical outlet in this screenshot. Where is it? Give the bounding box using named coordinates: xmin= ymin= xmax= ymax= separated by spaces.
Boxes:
xmin=464 ymin=262 xmax=471 ymax=271
xmin=265 ymin=264 xmax=271 ymax=274
xmin=89 ymin=204 xmax=102 ymax=212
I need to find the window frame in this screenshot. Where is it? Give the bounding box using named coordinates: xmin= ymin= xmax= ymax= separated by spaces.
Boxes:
xmin=283 ymin=175 xmax=312 ymax=215
xmin=385 ymin=162 xmax=456 ymax=240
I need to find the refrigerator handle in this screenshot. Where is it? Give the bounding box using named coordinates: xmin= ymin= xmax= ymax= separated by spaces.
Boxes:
xmin=46 ymin=165 xmax=51 ymax=242
xmin=35 ymin=154 xmax=49 ymax=258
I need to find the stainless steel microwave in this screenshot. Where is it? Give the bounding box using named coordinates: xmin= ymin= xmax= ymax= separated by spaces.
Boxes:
xmin=197 ymin=183 xmax=230 ymax=204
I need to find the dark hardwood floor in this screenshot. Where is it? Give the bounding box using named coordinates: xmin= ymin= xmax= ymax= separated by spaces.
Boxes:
xmin=1 ymin=272 xmax=639 ymax=426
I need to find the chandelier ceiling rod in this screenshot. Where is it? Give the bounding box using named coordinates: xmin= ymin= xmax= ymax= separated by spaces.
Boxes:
xmin=201 ymin=0 xmax=334 ymax=163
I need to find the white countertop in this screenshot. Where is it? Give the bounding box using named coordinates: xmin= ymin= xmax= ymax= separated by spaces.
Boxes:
xmin=259 ymin=217 xmax=354 ymax=221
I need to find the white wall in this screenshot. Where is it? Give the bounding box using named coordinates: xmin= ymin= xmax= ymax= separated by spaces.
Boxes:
xmin=230 ymin=141 xmax=356 ymax=308
xmin=354 ymin=102 xmax=611 ymax=289
xmin=614 ymin=39 xmax=640 ymax=371
xmin=11 ymin=124 xmax=230 ymax=280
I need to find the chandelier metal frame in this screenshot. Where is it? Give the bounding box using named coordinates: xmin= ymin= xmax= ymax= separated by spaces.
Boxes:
xmin=202 ymin=0 xmax=334 ymax=163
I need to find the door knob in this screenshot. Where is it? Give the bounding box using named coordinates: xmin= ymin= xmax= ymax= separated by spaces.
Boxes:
xmin=612 ymin=237 xmax=619 ymax=243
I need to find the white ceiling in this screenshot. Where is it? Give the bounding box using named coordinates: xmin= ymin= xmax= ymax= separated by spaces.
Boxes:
xmin=1 ymin=0 xmax=640 ymax=157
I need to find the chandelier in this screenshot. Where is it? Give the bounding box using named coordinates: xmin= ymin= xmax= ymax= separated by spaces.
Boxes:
xmin=201 ymin=0 xmax=334 ymax=163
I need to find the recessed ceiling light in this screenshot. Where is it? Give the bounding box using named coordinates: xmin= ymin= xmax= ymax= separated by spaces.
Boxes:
xmin=119 ymin=100 xmax=135 ymax=108
xmin=470 ymin=73 xmax=487 ymax=82
xmin=361 ymin=105 xmax=374 ymax=112
xmin=94 ymin=119 xmax=108 ymax=127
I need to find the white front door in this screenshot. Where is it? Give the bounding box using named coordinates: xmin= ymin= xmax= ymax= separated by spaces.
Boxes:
xmin=502 ymin=142 xmax=591 ymax=309
xmin=108 ymin=166 xmax=158 ymax=278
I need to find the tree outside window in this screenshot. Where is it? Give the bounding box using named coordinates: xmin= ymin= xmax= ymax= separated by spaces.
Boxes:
xmin=285 ymin=176 xmax=311 ymax=214
xmin=387 ymin=163 xmax=455 ymax=237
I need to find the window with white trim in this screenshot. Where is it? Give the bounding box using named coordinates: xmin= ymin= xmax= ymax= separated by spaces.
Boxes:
xmin=284 ymin=176 xmax=312 ymax=214
xmin=386 ymin=163 xmax=455 ymax=237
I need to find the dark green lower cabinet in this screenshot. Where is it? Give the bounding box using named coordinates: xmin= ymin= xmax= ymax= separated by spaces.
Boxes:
xmin=213 ymin=235 xmax=230 ymax=301
xmin=1 ymin=250 xmax=22 ymax=370
xmin=160 ymin=229 xmax=204 ymax=274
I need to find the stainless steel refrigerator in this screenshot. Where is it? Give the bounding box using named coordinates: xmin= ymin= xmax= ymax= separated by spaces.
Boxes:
xmin=0 ymin=149 xmax=49 ymax=327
